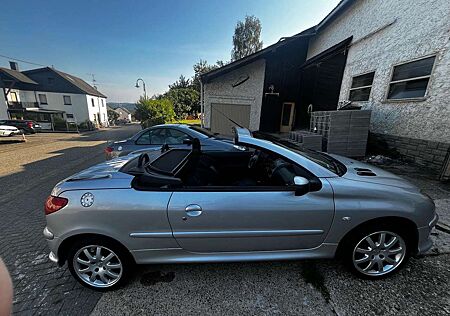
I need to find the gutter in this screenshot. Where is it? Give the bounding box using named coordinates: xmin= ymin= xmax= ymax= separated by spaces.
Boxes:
xmin=200 ymin=79 xmax=204 ymax=128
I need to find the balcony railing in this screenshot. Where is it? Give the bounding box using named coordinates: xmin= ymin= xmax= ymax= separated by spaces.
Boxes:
xmin=7 ymin=101 xmax=40 ymax=109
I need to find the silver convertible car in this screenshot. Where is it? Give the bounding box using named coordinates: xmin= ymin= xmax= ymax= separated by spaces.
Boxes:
xmin=44 ymin=128 xmax=438 ymax=290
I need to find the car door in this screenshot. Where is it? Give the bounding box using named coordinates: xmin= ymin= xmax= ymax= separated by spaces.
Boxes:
xmin=167 ymin=181 xmax=334 ymax=253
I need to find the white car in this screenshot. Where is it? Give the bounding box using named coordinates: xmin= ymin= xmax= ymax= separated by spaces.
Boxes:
xmin=0 ymin=125 xmax=20 ymax=137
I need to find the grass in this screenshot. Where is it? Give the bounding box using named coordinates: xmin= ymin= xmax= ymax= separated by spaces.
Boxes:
xmin=171 ymin=119 xmax=201 ymax=125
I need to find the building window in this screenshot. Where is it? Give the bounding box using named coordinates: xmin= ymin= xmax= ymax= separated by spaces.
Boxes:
xmin=63 ymin=95 xmax=72 ymax=105
xmin=349 ymin=72 xmax=375 ymax=102
xmin=66 ymin=113 xmax=74 ymax=118
xmin=102 ymin=99 xmax=105 ymax=107
xmin=387 ymin=55 xmax=436 ymax=100
xmin=91 ymin=99 xmax=95 ymax=107
xmin=38 ymin=94 xmax=48 ymax=105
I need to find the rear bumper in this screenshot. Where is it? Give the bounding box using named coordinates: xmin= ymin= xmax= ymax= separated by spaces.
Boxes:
xmin=43 ymin=226 xmax=61 ymax=264
xmin=416 ymin=213 xmax=439 ymax=255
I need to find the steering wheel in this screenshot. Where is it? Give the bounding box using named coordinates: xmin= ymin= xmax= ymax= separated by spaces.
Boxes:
xmin=248 ymin=150 xmax=261 ymax=169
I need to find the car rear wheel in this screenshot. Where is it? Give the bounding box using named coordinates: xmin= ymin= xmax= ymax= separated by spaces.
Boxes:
xmin=67 ymin=238 xmax=131 ymax=290
xmin=344 ymin=227 xmax=409 ymax=279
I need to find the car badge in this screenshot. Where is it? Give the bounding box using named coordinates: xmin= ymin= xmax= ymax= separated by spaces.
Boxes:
xmin=118 ymin=146 xmax=123 ymax=151
xmin=80 ymin=192 xmax=94 ymax=207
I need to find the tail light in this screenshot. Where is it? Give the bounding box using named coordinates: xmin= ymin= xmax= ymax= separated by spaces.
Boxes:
xmin=105 ymin=146 xmax=113 ymax=153
xmin=45 ymin=196 xmax=68 ymax=215
xmin=27 ymin=122 xmax=33 ymax=128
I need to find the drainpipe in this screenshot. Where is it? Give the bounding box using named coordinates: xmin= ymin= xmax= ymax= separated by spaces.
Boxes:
xmin=200 ymin=79 xmax=204 ymax=128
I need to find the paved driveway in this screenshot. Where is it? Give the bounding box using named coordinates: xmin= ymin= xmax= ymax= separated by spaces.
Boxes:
xmin=0 ymin=126 xmax=449 ymax=315
xmin=0 ymin=125 xmax=141 ymax=315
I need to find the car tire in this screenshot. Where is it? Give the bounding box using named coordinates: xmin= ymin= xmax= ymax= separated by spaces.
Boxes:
xmin=342 ymin=224 xmax=411 ymax=279
xmin=67 ymin=237 xmax=132 ymax=291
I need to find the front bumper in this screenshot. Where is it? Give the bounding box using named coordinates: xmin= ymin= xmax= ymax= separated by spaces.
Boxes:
xmin=416 ymin=213 xmax=439 ymax=255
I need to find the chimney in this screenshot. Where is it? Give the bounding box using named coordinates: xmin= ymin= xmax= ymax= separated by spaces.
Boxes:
xmin=9 ymin=61 xmax=19 ymax=71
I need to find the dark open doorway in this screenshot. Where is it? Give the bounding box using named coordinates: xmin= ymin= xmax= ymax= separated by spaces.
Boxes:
xmin=294 ymin=37 xmax=352 ymax=130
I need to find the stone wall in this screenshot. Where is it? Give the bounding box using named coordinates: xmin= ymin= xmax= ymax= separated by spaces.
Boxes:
xmin=307 ymin=0 xmax=450 ymax=143
xmin=370 ymin=133 xmax=450 ymax=173
xmin=203 ymin=59 xmax=265 ymax=131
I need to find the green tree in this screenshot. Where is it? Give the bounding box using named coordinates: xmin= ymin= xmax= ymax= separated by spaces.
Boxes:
xmin=191 ymin=59 xmax=224 ymax=92
xmin=165 ymin=87 xmax=200 ymax=118
xmin=231 ymin=15 xmax=263 ymax=61
xmin=169 ymin=75 xmax=191 ymax=89
xmin=107 ymin=109 xmax=119 ymax=123
xmin=135 ymin=97 xmax=175 ymax=128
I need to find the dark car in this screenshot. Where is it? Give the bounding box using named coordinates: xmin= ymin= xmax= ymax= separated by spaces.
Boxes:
xmin=0 ymin=120 xmax=41 ymax=134
xmin=105 ymin=124 xmax=239 ymax=159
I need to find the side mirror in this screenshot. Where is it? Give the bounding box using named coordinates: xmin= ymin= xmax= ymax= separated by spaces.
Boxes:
xmin=293 ymin=176 xmax=310 ymax=196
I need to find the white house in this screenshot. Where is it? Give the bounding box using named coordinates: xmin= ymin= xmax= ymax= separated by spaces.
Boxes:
xmin=201 ymin=0 xmax=450 ymax=179
xmin=0 ymin=62 xmax=108 ymax=129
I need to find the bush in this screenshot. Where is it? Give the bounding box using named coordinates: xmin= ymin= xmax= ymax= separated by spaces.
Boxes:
xmin=53 ymin=117 xmax=67 ymax=131
xmin=77 ymin=120 xmax=95 ymax=131
xmin=135 ymin=97 xmax=175 ymax=128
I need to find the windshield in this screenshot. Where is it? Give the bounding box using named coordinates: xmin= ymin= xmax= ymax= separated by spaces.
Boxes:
xmin=257 ymin=137 xmax=347 ymax=176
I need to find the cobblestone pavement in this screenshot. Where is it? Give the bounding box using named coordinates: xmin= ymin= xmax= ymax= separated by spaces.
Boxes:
xmin=1 ymin=128 xmax=449 ymax=316
xmin=91 ymin=160 xmax=450 ymax=316
xmin=0 ymin=125 xmax=140 ymax=315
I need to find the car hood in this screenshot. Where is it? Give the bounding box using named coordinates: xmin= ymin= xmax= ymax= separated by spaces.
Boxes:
xmin=329 ymin=154 xmax=418 ymax=190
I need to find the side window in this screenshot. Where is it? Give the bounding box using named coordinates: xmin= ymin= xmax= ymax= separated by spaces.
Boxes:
xmin=136 ymin=131 xmax=150 ymax=145
xmin=136 ymin=129 xmax=165 ymax=145
xmin=165 ymin=129 xmax=191 ymax=145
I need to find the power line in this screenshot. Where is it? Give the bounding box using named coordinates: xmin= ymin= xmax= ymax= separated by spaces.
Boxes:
xmin=0 ymin=53 xmax=47 ymax=67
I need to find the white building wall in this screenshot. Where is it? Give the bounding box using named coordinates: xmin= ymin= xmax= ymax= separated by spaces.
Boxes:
xmin=203 ymin=59 xmax=266 ymax=131
xmin=0 ymin=89 xmax=108 ymax=126
xmin=34 ymin=91 xmax=89 ymax=124
xmin=307 ymin=0 xmax=450 ymax=143
xmin=86 ymin=95 xmax=108 ymax=126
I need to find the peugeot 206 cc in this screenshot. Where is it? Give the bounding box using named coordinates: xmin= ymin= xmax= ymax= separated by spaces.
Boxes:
xmin=43 ymin=127 xmax=437 ymax=290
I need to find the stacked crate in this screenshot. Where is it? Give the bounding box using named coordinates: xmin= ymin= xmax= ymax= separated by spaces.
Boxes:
xmin=288 ymin=131 xmax=323 ymax=151
xmin=310 ymin=110 xmax=371 ymax=157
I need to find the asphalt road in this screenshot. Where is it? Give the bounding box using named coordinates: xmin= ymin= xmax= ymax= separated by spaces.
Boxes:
xmin=0 ymin=125 xmax=449 ymax=315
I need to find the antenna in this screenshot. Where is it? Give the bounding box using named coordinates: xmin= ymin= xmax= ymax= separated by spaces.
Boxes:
xmin=87 ymin=73 xmax=97 ymax=89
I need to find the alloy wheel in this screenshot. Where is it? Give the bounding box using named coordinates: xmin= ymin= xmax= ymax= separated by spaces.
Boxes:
xmin=352 ymin=231 xmax=406 ymax=276
xmin=73 ymin=245 xmax=123 ymax=288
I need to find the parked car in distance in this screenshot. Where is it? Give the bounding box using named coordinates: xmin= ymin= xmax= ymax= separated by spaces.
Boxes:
xmin=0 ymin=125 xmax=19 ymax=137
xmin=104 ymin=124 xmax=237 ymax=159
xmin=44 ymin=127 xmax=437 ymax=290
xmin=0 ymin=120 xmax=41 ymax=134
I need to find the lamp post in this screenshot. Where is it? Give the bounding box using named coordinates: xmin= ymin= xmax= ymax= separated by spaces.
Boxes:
xmin=135 ymin=78 xmax=147 ymax=99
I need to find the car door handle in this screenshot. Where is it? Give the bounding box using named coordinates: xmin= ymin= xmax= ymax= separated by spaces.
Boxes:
xmin=185 ymin=204 xmax=202 ymax=217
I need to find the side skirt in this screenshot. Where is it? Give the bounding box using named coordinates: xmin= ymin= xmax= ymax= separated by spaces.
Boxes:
xmin=130 ymin=243 xmax=338 ymax=264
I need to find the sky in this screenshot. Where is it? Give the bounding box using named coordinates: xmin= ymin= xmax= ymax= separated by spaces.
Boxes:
xmin=0 ymin=0 xmax=340 ymax=102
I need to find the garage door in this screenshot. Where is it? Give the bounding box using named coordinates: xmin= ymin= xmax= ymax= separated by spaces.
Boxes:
xmin=210 ymin=103 xmax=251 ymax=136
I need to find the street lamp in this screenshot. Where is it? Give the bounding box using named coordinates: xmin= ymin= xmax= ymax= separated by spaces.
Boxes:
xmin=135 ymin=78 xmax=147 ymax=99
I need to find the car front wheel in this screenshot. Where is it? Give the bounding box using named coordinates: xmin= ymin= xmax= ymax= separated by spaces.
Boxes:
xmin=344 ymin=228 xmax=409 ymax=278
xmin=67 ymin=238 xmax=130 ymax=290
